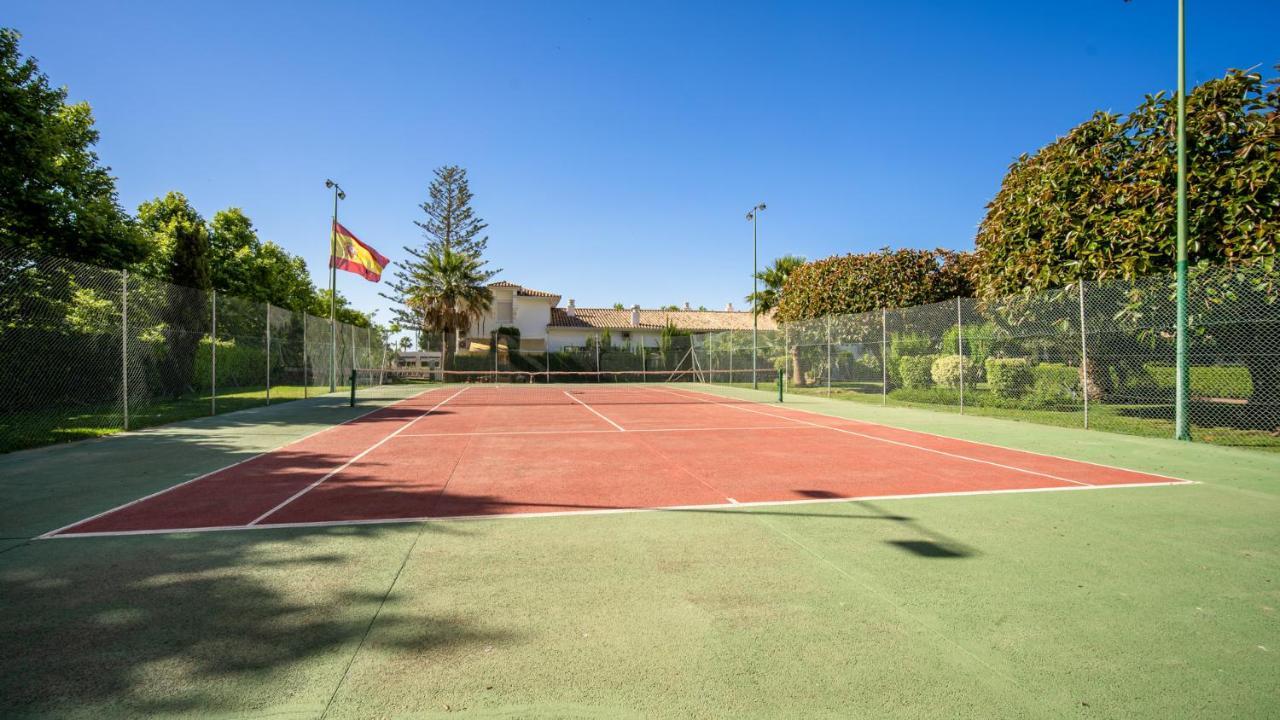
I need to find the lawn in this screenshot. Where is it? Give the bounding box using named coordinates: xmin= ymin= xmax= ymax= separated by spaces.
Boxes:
xmin=0 ymin=387 xmax=1276 ymax=718
xmin=0 ymin=385 xmax=338 ymax=454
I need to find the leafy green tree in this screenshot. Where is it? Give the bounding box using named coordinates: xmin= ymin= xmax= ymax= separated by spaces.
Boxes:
xmin=777 ymin=248 xmax=973 ymax=322
xmin=746 ymin=254 xmax=805 ymax=315
xmin=974 ymin=68 xmax=1278 ymax=295
xmin=136 ymin=192 xmax=210 ymax=290
xmin=0 ymin=29 xmax=143 ymax=266
xmin=973 ymin=68 xmax=1279 ymax=420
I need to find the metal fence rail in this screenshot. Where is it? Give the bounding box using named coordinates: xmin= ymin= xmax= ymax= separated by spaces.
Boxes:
xmin=703 ymin=260 xmax=1280 ymax=451
xmin=0 ymin=249 xmax=388 ymax=453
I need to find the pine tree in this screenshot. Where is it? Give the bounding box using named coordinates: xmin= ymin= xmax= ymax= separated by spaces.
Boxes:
xmin=385 ymin=165 xmax=498 ymax=344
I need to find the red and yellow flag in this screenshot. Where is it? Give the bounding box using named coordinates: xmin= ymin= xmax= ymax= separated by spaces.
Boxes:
xmin=329 ymin=222 xmax=389 ymax=282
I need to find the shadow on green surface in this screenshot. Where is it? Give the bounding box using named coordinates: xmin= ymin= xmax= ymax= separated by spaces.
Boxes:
xmin=0 ymin=523 xmax=513 ymax=718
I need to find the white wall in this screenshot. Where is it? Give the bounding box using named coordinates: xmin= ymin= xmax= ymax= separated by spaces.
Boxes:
xmin=547 ymin=328 xmax=662 ymax=351
xmin=513 ymin=297 xmax=551 ymax=340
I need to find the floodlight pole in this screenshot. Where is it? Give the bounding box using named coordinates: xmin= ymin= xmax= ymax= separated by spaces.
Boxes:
xmin=1174 ymin=0 xmax=1190 ymax=440
xmin=325 ymin=179 xmax=345 ymax=393
xmin=746 ymin=203 xmax=766 ymax=390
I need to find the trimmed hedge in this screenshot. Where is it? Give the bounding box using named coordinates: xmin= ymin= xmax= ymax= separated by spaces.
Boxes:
xmin=899 ymin=355 xmax=937 ymax=389
xmin=930 ymin=355 xmax=977 ymax=389
xmin=985 ymin=357 xmax=1033 ymax=398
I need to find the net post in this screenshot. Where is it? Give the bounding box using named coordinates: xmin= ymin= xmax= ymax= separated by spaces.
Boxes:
xmin=303 ymin=313 xmax=308 ymax=399
xmin=351 ymin=324 xmax=356 ymax=375
xmin=782 ymin=324 xmax=789 ymax=394
xmin=211 ymin=289 xmax=217 ymax=416
xmin=881 ymin=307 xmax=887 ymax=406
xmin=777 ymin=366 xmax=784 ymax=403
xmin=956 ymin=297 xmax=964 ymax=415
xmin=1079 ymin=278 xmax=1089 ymax=430
xmin=121 ymin=269 xmax=129 ymax=431
xmin=265 ymin=303 xmax=271 ymax=405
xmin=349 ymin=368 xmax=356 ymax=407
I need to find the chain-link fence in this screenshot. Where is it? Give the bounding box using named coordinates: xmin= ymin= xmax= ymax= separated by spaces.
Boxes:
xmin=0 ymin=249 xmax=390 ymax=453
xmin=703 ymin=260 xmax=1279 ymax=451
xmin=438 ymin=334 xmax=704 ymax=382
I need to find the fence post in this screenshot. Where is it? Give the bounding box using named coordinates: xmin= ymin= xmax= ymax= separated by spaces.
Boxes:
xmin=783 ymin=324 xmax=790 ymax=394
xmin=826 ymin=315 xmax=832 ymax=396
xmin=956 ymin=297 xmax=964 ymax=415
xmin=303 ymin=314 xmax=308 ymax=399
xmin=265 ymin=304 xmax=271 ymax=405
xmin=881 ymin=308 xmax=887 ymax=406
xmin=211 ymin=289 xmax=217 ymax=415
xmin=121 ymin=269 xmax=129 ymax=431
xmin=1079 ymin=279 xmax=1089 ymax=430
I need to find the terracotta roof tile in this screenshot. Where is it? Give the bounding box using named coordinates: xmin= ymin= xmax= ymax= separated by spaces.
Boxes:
xmin=549 ymin=307 xmax=775 ymax=332
xmin=488 ymin=281 xmax=559 ymax=300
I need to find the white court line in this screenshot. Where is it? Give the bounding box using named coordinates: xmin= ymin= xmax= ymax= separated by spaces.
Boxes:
xmin=564 ymin=391 xmax=626 ymax=431
xmin=654 ymin=388 xmax=1101 ymax=488
xmin=679 ymin=385 xmax=1195 ymax=484
xmin=36 ymin=387 xmax=443 ymax=539
xmin=40 ymin=479 xmax=1194 ymax=539
xmin=395 ymin=425 xmax=805 ymax=438
xmin=246 ymin=387 xmax=470 ymax=526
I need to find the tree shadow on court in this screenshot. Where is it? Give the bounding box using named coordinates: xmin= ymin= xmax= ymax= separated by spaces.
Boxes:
xmin=0 ymin=521 xmax=517 ymax=717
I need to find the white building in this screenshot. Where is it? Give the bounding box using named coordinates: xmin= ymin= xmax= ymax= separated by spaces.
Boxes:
xmin=462 ymin=281 xmax=775 ymax=352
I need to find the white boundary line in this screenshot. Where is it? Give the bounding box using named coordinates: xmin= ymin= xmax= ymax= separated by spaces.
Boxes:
xmin=564 ymin=391 xmax=626 ymax=431
xmin=395 ymin=425 xmax=804 ymax=438
xmin=680 ymin=385 xmax=1194 ymax=484
xmin=246 ymin=387 xmax=470 ymax=526
xmin=654 ymin=388 xmax=1091 ymax=487
xmin=39 ymin=479 xmax=1194 ymax=540
xmin=36 ymin=387 xmax=442 ymax=539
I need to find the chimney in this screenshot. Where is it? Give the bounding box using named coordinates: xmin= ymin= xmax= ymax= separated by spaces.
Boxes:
xmin=683 ymin=301 xmax=691 ymax=311
xmin=725 ymin=302 xmax=735 ymax=312
xmin=630 ymin=304 xmax=640 ymax=327
xmin=566 ymin=298 xmax=576 ymax=317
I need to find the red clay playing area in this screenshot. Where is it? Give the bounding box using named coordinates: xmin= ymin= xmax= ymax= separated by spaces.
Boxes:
xmin=45 ymin=385 xmax=1190 ymax=538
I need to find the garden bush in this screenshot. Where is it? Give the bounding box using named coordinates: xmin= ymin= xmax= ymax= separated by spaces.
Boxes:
xmin=888 ymin=332 xmax=934 ymax=387
xmin=1029 ymin=362 xmax=1080 ymax=407
xmin=930 ymin=355 xmax=977 ymax=389
xmin=899 ymin=354 xmax=937 ymax=389
xmin=985 ymin=357 xmax=1033 ymax=398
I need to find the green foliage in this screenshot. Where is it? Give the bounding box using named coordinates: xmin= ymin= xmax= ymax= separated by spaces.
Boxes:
xmin=410 ymin=165 xmax=497 ymax=278
xmin=778 ymin=248 xmax=974 ymax=322
xmin=886 ymin=332 xmax=934 ymax=388
xmin=0 ymin=29 xmax=144 ymax=267
xmin=494 ymin=325 xmax=521 ymax=350
xmin=941 ymin=323 xmax=995 ymax=378
xmin=387 ymin=247 xmax=492 ymax=362
xmin=930 ymin=355 xmax=976 ymax=389
xmin=747 ymin=254 xmax=806 ymax=315
xmin=898 ymin=355 xmax=936 ymax=389
xmin=193 ymin=338 xmax=266 ymax=392
xmin=985 ymin=358 xmax=1033 ymax=398
xmin=975 ymin=68 xmax=1279 ymax=297
xmin=1029 ymin=363 xmax=1080 ymax=407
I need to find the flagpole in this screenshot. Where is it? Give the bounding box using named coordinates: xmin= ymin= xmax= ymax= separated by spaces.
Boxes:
xmin=325 ymin=179 xmax=345 ymax=393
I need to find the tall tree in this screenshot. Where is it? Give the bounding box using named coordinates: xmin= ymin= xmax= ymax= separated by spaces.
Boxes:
xmin=413 ymin=165 xmax=497 ymax=268
xmin=0 ymin=29 xmax=144 ymax=266
xmin=746 ymin=254 xmax=806 ymax=315
xmin=136 ymin=192 xmax=210 ymax=290
xmin=387 ymin=165 xmax=498 ymax=346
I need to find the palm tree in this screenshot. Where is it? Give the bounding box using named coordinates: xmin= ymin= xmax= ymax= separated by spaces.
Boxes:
xmin=746 ymin=254 xmax=805 ymax=315
xmin=404 ymin=248 xmax=493 ymax=369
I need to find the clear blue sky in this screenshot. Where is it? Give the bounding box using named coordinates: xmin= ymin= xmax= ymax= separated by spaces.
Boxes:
xmin=8 ymin=1 xmax=1278 ymax=324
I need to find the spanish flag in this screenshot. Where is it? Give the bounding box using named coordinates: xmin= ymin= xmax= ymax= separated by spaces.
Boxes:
xmin=329 ymin=222 xmax=389 ymax=282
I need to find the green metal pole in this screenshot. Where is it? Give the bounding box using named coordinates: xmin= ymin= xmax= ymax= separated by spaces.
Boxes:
xmin=1174 ymin=0 xmax=1191 ymax=440
xmin=777 ymin=367 xmax=783 ymax=402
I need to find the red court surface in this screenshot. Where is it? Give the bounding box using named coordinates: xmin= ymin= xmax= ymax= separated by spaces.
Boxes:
xmin=45 ymin=385 xmax=1192 ymax=538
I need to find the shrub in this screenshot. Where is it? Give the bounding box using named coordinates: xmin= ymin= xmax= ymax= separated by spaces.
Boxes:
xmin=985 ymin=357 xmax=1033 ymax=398
xmin=941 ymin=323 xmax=996 ymax=379
xmin=888 ymin=332 xmax=935 ymax=387
xmin=1029 ymin=363 xmax=1080 ymax=407
xmin=930 ymin=355 xmax=977 ymax=389
xmin=899 ymin=354 xmax=937 ymax=389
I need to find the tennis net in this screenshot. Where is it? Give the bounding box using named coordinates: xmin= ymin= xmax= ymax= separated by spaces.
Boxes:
xmin=349 ymin=367 xmax=785 ymax=406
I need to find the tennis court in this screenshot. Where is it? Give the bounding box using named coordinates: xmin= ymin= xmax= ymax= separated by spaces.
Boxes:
xmin=44 ymin=380 xmax=1190 ymax=538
